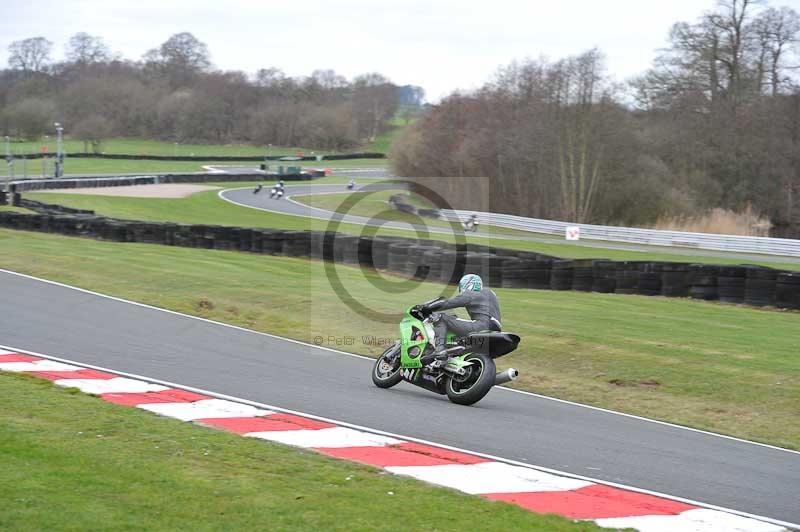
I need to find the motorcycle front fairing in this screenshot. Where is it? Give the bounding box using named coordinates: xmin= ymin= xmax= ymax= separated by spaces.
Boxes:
xmin=399 ymin=310 xmax=430 ymax=369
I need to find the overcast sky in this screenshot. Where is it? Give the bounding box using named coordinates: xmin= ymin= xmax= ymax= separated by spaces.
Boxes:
xmin=2 ymin=0 xmax=799 ymax=101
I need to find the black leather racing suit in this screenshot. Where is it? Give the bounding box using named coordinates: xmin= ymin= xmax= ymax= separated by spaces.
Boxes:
xmin=425 ymin=289 xmax=502 ymax=350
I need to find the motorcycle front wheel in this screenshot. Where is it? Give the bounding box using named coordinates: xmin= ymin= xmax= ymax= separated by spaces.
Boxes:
xmin=372 ymin=343 xmax=402 ymax=389
xmin=445 ymin=353 xmax=495 ymax=405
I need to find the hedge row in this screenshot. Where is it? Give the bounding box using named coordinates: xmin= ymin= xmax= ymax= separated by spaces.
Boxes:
xmin=7 ymin=152 xmax=385 ymax=162
xmin=11 ymin=171 xmax=324 ymax=192
xmin=1 ymin=210 xmax=798 ymax=311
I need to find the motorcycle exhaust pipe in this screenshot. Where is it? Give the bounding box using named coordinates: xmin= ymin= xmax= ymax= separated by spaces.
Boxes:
xmin=495 ymin=368 xmax=519 ymax=385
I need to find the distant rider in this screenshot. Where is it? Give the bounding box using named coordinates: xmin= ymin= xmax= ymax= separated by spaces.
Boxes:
xmin=347 ymin=179 xmax=355 ymax=190
xmin=415 ymin=274 xmax=502 ymax=365
xmin=271 ymin=180 xmax=285 ymax=199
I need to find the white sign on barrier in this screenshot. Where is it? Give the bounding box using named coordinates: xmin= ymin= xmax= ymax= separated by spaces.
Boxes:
xmin=566 ymin=226 xmax=581 ymax=241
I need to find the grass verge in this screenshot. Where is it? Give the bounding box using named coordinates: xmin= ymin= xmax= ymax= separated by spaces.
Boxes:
xmin=0 ymin=372 xmax=593 ymax=531
xmin=1 ymin=229 xmax=797 ymax=450
xmin=5 ymin=137 xmax=336 ymax=157
xmin=0 ymin=158 xmax=385 ymax=177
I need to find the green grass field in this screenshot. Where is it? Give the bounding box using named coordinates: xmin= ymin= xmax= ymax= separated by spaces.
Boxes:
xmin=6 ymin=137 xmax=338 ymax=157
xmin=23 ymin=187 xmax=800 ymax=271
xmin=365 ymin=114 xmax=415 ymax=153
xmin=0 ymin=158 xmax=386 ymax=177
xmin=0 ymin=136 xmax=387 ymax=177
xmin=2 ymin=229 xmax=797 ymax=449
xmin=0 ymin=372 xmax=593 ymax=531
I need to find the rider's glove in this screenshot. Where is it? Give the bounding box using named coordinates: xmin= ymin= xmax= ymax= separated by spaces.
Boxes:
xmin=412 ymin=304 xmax=430 ymax=316
xmin=419 ymin=302 xmax=440 ymax=315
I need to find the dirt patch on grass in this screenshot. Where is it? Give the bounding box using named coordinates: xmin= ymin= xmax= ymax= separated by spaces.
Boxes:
xmin=36 ymin=184 xmax=220 ymax=198
xmin=608 ymin=378 xmax=661 ymax=388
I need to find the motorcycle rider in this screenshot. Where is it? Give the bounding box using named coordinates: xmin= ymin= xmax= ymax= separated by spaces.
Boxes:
xmin=270 ymin=180 xmax=285 ymax=199
xmin=347 ymin=179 xmax=356 ymax=190
xmin=415 ymin=274 xmax=502 ymax=366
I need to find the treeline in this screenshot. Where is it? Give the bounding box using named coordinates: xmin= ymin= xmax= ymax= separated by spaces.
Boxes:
xmin=392 ymin=0 xmax=800 ymax=233
xmin=0 ymin=32 xmax=425 ymax=151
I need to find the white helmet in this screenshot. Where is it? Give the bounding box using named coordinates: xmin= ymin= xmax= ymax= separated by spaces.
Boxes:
xmin=458 ymin=274 xmax=483 ymax=293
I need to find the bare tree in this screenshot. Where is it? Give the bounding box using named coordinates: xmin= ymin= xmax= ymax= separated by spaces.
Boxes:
xmin=65 ymin=32 xmax=111 ymax=65
xmin=551 ymin=49 xmax=619 ymax=222
xmin=706 ymin=0 xmax=759 ymax=103
xmin=8 ymin=37 xmax=53 ymax=74
xmin=352 ymin=73 xmax=398 ymax=141
xmin=143 ymin=32 xmax=211 ymax=87
xmin=751 ymin=7 xmax=800 ymax=95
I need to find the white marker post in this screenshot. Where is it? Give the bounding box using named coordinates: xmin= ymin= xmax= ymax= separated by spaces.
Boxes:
xmin=566 ymin=226 xmax=581 ymax=241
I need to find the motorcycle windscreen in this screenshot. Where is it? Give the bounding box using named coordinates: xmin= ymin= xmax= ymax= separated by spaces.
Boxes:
xmin=459 ymin=333 xmax=520 ymax=358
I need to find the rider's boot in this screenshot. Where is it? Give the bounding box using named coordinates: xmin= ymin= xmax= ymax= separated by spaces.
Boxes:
xmin=423 ymin=345 xmax=462 ymax=369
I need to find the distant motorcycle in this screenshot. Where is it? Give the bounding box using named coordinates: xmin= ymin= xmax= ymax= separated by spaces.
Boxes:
xmin=270 ymin=186 xmax=284 ymax=199
xmin=462 ymin=214 xmax=479 ymax=233
xmin=347 ymin=180 xmax=355 ymax=190
xmin=253 ymin=184 xmax=263 ymax=194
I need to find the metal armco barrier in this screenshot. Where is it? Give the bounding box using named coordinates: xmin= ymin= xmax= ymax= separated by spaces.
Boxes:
xmin=441 ymin=210 xmax=800 ymax=258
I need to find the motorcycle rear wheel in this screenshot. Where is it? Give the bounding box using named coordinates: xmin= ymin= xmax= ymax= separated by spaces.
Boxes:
xmin=372 ymin=343 xmax=402 ymax=389
xmin=445 ymin=353 xmax=495 ymax=405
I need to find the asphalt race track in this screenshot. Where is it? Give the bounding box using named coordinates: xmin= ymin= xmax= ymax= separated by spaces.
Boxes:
xmin=2 ymin=270 xmax=798 ymax=525
xmin=221 ymin=183 xmax=800 ymax=266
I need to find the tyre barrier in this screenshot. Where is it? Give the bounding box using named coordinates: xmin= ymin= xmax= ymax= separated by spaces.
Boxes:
xmin=11 ymin=171 xmax=326 ymax=192
xmin=745 ymin=266 xmax=779 ymax=307
xmin=717 ymin=266 xmax=747 ymax=304
xmin=689 ymin=264 xmax=720 ymax=301
xmin=412 ymin=246 xmax=440 ymax=278
xmin=591 ymin=260 xmax=617 ymax=293
xmin=438 ymin=250 xmax=466 ymax=284
xmin=661 ymin=263 xmax=691 ymax=298
xmin=2 ymin=208 xmax=799 ymax=311
xmin=550 ymin=261 xmax=574 ymax=291
xmin=636 ymin=262 xmax=663 ymax=297
xmin=417 ymin=208 xmax=441 ymax=219
xmin=615 ymin=262 xmax=640 ymax=295
xmin=388 ymin=242 xmax=414 ymax=273
xmin=776 ymin=272 xmax=800 ymax=310
xmin=500 ymin=258 xmax=528 ymax=289
xmin=571 ymin=259 xmax=597 ymax=292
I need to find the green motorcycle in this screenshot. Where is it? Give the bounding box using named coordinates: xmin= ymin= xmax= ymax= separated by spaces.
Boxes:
xmin=371 ymin=298 xmax=520 ymax=405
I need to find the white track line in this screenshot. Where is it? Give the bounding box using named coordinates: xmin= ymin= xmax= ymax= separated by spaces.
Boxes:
xmin=1 ymin=343 xmax=797 ymax=531
xmin=2 ymin=267 xmax=797 ymax=456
